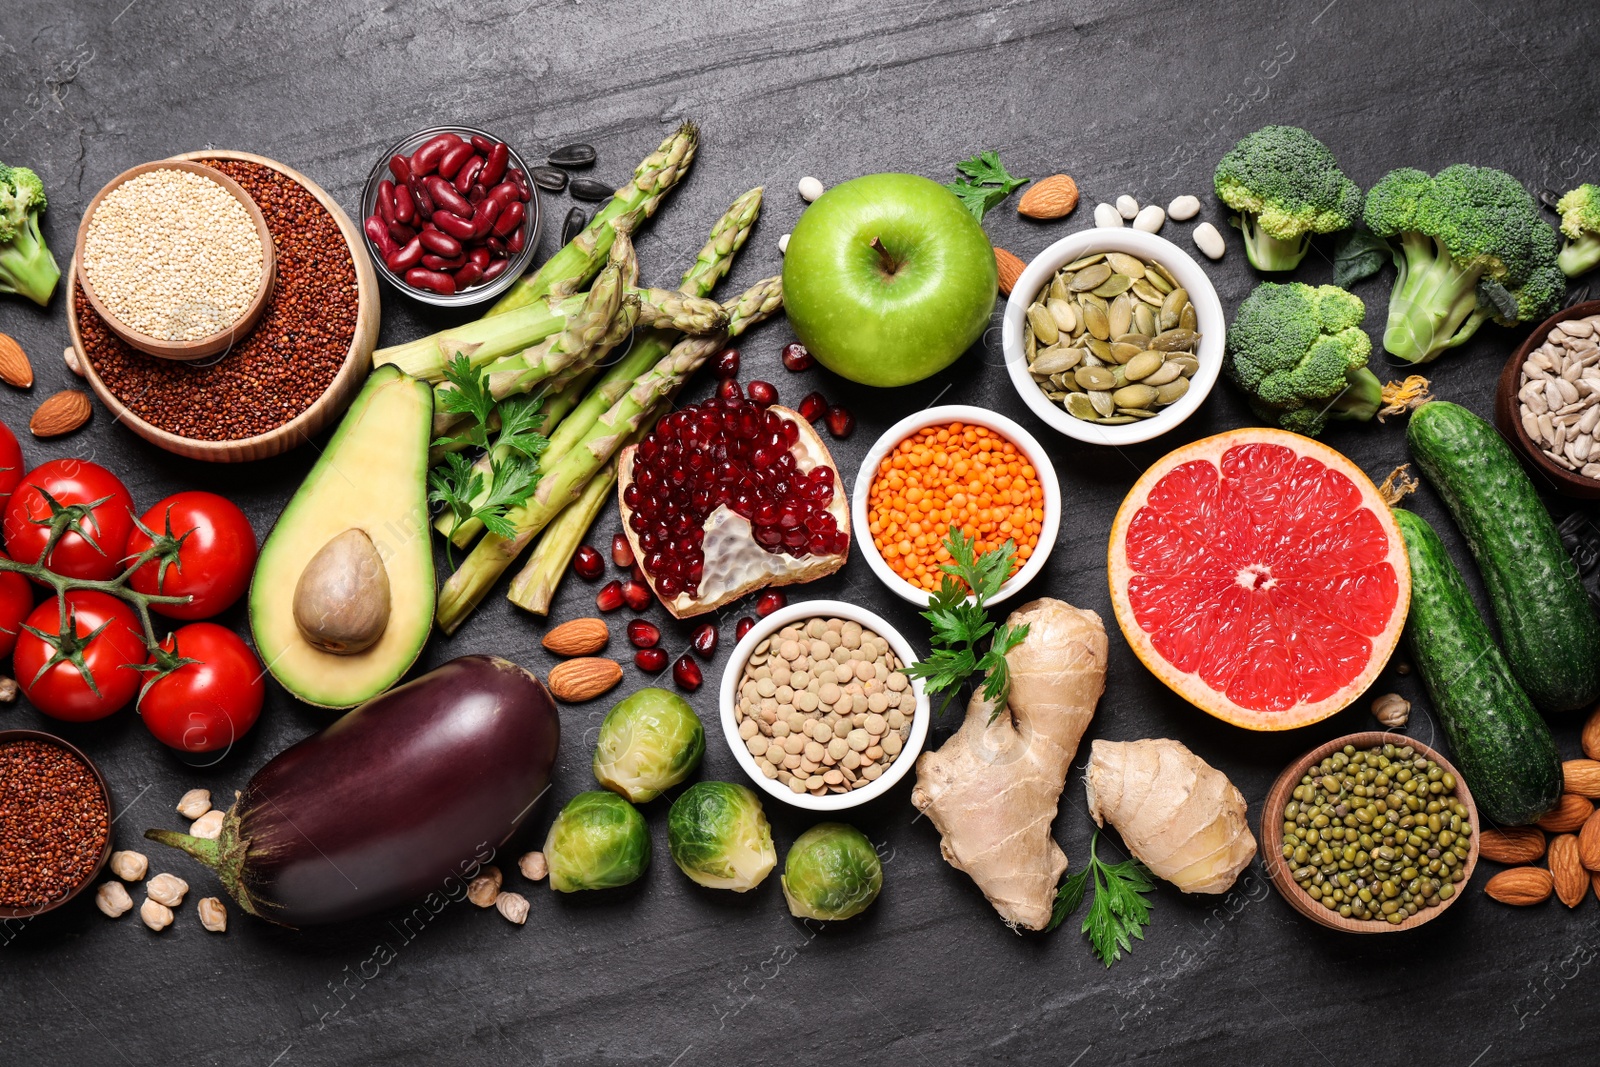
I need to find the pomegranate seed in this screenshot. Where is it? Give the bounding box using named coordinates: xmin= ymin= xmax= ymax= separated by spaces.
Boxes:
xmin=746 ymin=380 xmax=778 ymax=407
xmin=635 ymin=647 xmax=669 ymax=673
xmin=717 ymin=377 xmax=743 ymax=402
xmin=622 ymin=579 xmax=652 ymax=611
xmin=611 ymin=533 xmax=635 ymax=568
xmin=825 ymin=405 xmax=855 ymax=438
xmin=573 ymin=544 xmax=604 ymax=581
xmin=672 ymin=654 xmax=703 ymax=691
xmin=691 ymin=622 xmax=718 ymax=659
xmin=632 ymin=562 xmax=648 ymax=585
xmin=756 ymin=590 xmax=787 ymax=617
xmin=627 ymin=619 xmax=661 ymax=648
xmin=798 ymin=391 xmax=828 ymax=423
xmin=735 ymin=617 xmax=756 ymax=641
xmin=781 ymin=342 xmax=814 ymax=372
xmin=714 ymin=348 xmax=741 ymax=378
xmin=596 ymin=580 xmax=625 ymax=612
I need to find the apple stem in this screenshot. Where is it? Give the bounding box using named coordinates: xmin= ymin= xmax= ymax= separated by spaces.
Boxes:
xmin=869 ymin=236 xmax=900 ymax=278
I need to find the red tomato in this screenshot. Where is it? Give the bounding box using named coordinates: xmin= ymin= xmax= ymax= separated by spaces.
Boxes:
xmin=139 ymin=623 xmax=264 ymax=753
xmin=0 ymin=420 xmax=24 ymax=511
xmin=0 ymin=553 xmax=34 ymax=659
xmin=126 ymin=492 xmax=258 ymax=619
xmin=14 ymin=590 xmax=148 ymax=721
xmin=3 ymin=459 xmax=135 ymax=581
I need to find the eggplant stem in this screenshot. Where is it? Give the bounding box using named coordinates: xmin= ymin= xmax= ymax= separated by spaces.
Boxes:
xmin=144 ymin=810 xmax=263 ymax=918
xmin=144 ymin=828 xmax=220 ymax=865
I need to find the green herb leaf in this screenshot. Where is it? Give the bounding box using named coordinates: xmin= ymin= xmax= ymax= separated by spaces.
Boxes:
xmin=494 ymin=394 xmax=550 ymax=461
xmin=1048 ymin=832 xmax=1155 ymax=967
xmin=945 ymin=150 xmax=1029 ymax=221
xmin=1332 ymin=227 xmax=1391 ymax=289
xmin=903 ymin=529 xmax=1024 ymax=715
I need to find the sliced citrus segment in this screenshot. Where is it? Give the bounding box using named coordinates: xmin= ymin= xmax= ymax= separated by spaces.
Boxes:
xmin=1108 ymin=429 xmax=1409 ymax=730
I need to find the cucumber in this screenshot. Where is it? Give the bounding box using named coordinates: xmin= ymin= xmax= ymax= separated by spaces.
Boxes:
xmin=1393 ymin=508 xmax=1561 ymax=825
xmin=1407 ymin=400 xmax=1600 ymax=712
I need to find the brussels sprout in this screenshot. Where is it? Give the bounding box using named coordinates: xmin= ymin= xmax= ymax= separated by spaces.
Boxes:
xmin=592 ymin=687 xmax=706 ymax=802
xmin=780 ymin=822 xmax=882 ymax=920
xmin=542 ymin=791 xmax=651 ymax=892
xmin=667 ymin=781 xmax=777 ymax=891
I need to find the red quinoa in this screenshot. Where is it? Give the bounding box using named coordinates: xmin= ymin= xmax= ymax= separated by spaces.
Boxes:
xmin=0 ymin=740 xmax=109 ymax=908
xmin=77 ymin=158 xmax=359 ymax=441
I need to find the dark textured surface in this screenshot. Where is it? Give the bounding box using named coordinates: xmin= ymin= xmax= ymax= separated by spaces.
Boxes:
xmin=2 ymin=1 xmax=1598 ymax=1064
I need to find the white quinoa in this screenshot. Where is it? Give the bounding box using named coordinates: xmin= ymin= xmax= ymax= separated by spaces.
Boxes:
xmin=82 ymin=168 xmax=265 ymax=341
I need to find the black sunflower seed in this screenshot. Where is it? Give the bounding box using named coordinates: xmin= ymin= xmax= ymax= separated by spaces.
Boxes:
xmin=548 ymin=143 xmax=597 ymax=168
xmin=561 ymin=206 xmax=588 ymax=244
xmin=530 ymin=166 xmax=568 ymax=193
xmin=569 ymin=178 xmax=612 ymax=202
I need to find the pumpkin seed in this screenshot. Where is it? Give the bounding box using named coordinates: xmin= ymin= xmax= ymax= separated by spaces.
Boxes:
xmin=1089 ymin=390 xmax=1117 ymax=416
xmin=1132 ymin=279 xmax=1167 ymax=306
xmin=1155 ymin=378 xmax=1191 ymax=405
xmin=1150 ymin=262 xmax=1180 ymax=289
xmin=1027 ymin=304 xmax=1060 ymax=345
xmin=1049 ymin=275 xmax=1072 ymax=303
xmin=1114 ymin=333 xmax=1151 ymax=349
xmin=1108 ymin=293 xmax=1134 ymax=337
xmin=1109 ymin=342 xmax=1144 ymax=364
xmin=1152 ymin=328 xmax=1199 ymax=351
xmin=1145 ymin=268 xmax=1173 ymax=294
xmin=1069 ymin=262 xmax=1113 ymax=291
xmin=1065 ymin=393 xmax=1097 ymax=419
xmin=1076 ymin=366 xmax=1116 ymax=390
xmin=1141 ymin=360 xmax=1184 ymax=387
xmin=1083 ymin=302 xmax=1110 ymax=340
xmin=1159 ymin=288 xmax=1189 ymax=331
xmin=1124 ymin=351 xmax=1164 ymax=380
xmin=1031 ymin=346 xmax=1081 ymax=374
xmin=1109 ymin=366 xmax=1128 ymax=388
xmin=1116 ymin=408 xmax=1159 ymax=419
xmin=1105 ymin=252 xmax=1146 ymax=278
xmin=1112 ymin=384 xmax=1158 ymax=409
xmin=1093 ymin=274 xmax=1133 ymax=298
xmin=1095 ymin=415 xmax=1137 ymax=424
xmin=1179 ymin=302 xmax=1197 ymax=332
xmin=1024 ymin=323 xmax=1036 ymax=362
xmin=1170 ymin=355 xmax=1201 ymax=374
xmin=1085 ymin=338 xmax=1113 ymax=361
xmin=1134 ymin=303 xmax=1158 ymax=336
xmin=1047 ymin=298 xmax=1078 ymax=334
xmin=1045 ymin=391 xmax=1068 ymax=401
xmin=1062 ymin=253 xmax=1106 ymax=271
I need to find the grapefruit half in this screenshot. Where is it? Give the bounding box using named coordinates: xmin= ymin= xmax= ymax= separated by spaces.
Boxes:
xmin=1108 ymin=429 xmax=1409 ymax=730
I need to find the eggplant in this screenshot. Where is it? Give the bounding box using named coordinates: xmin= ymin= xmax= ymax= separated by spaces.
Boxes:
xmin=146 ymin=656 xmax=559 ymax=927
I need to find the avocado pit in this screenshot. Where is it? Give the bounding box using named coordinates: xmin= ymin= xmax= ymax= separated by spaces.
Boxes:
xmin=293 ymin=527 xmax=391 ymax=655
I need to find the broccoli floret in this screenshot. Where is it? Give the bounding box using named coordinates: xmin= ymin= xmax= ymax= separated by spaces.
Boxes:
xmin=1224 ymin=281 xmax=1381 ymax=437
xmin=1213 ymin=126 xmax=1363 ymax=273
xmin=1363 ymin=164 xmax=1565 ymax=363
xmin=1557 ymin=184 xmax=1600 ymax=277
xmin=0 ymin=162 xmax=59 ymax=306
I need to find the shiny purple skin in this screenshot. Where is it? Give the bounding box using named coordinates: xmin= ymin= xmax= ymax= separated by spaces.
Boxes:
xmin=228 ymin=656 xmax=556 ymax=926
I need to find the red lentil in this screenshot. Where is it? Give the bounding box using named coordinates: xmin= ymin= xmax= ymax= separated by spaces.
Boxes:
xmin=77 ymin=158 xmax=359 ymax=441
xmin=0 ymin=740 xmax=109 ymax=908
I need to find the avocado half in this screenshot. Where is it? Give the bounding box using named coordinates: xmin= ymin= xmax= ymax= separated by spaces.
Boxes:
xmin=250 ymin=365 xmax=435 ymax=709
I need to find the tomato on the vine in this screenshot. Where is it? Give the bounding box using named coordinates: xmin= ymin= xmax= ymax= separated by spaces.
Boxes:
xmin=3 ymin=459 xmax=135 ymax=581
xmin=125 ymin=492 xmax=258 ymax=620
xmin=0 ymin=420 xmax=24 ymax=511
xmin=14 ymin=590 xmax=148 ymax=721
xmin=0 ymin=553 xmax=33 ymax=659
xmin=139 ymin=623 xmax=264 ymax=753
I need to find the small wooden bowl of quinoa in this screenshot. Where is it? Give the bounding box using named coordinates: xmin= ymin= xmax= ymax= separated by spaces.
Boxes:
xmin=74 ymin=159 xmax=276 ymax=361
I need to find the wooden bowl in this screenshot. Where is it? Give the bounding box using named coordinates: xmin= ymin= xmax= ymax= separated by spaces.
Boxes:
xmin=1260 ymin=731 xmax=1479 ymax=934
xmin=68 ymin=150 xmax=379 ymax=463
xmin=74 ymin=160 xmax=277 ymax=361
xmin=1493 ymin=299 xmax=1600 ymax=500
xmin=0 ymin=729 xmax=115 ymax=921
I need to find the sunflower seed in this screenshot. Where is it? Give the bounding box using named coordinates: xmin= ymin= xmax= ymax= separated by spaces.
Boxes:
xmin=549 ymin=143 xmax=598 ymax=168
xmin=569 ymin=177 xmax=613 ymax=201
xmin=560 ymin=206 xmax=588 ymax=244
xmin=530 ymin=166 xmax=569 ymax=192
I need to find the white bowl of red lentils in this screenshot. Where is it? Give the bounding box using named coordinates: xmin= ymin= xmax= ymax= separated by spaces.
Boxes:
xmin=720 ymin=600 xmax=930 ymax=812
xmin=850 ymin=405 xmax=1059 ymax=607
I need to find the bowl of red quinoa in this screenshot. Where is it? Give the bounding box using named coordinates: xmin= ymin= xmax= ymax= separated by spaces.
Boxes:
xmin=0 ymin=730 xmax=114 ymax=920
xmin=66 ymin=150 xmax=380 ymax=463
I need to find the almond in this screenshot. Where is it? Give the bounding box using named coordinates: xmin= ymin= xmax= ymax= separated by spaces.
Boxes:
xmin=1580 ymin=809 xmax=1600 ymax=871
xmin=1592 ymin=869 xmax=1600 ymax=902
xmin=1017 ymin=174 xmax=1080 ymax=220
xmin=1537 ymin=793 xmax=1595 ymax=833
xmin=995 ymin=247 xmax=1025 ymax=296
xmin=1550 ymin=833 xmax=1587 ymax=907
xmin=1584 ymin=705 xmax=1600 ymax=761
xmin=29 ymin=389 xmax=90 ymax=438
xmin=1479 ymin=825 xmax=1547 ymax=865
xmin=546 ymin=657 xmax=622 ymax=703
xmin=542 ymin=618 xmax=609 ymax=657
xmin=1485 ymin=866 xmax=1554 ymax=906
xmin=1565 ymin=758 xmax=1600 ymax=799
xmin=0 ymin=333 xmax=33 ymax=388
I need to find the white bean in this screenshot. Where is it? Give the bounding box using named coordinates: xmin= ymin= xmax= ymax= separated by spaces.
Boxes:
xmin=1193 ymin=222 xmax=1225 ymax=260
xmin=1167 ymin=195 xmax=1200 ymax=221
xmin=1116 ymin=194 xmax=1139 ymax=219
xmin=1093 ymin=203 xmax=1124 ymax=228
xmin=798 ymin=176 xmax=825 ymax=202
xmin=1132 ymin=205 xmax=1166 ymax=233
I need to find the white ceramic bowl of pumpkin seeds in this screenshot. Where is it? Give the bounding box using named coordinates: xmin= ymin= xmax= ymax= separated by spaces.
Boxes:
xmin=1002 ymin=228 xmax=1225 ymax=446
xmin=719 ymin=599 xmax=930 ymax=812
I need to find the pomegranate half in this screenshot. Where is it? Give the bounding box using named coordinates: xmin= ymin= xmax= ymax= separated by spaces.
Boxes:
xmin=617 ymin=397 xmax=849 ymax=619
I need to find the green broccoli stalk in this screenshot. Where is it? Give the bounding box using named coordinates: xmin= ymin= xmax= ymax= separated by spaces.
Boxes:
xmin=1224 ymin=281 xmax=1416 ymax=437
xmin=0 ymin=162 xmax=59 ymax=306
xmin=1557 ymin=184 xmax=1600 ymax=278
xmin=1363 ymin=165 xmax=1565 ymax=363
xmin=1213 ymin=126 xmax=1363 ymax=273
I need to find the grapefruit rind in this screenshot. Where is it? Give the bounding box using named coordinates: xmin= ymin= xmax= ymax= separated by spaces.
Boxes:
xmin=1107 ymin=428 xmax=1410 ymax=731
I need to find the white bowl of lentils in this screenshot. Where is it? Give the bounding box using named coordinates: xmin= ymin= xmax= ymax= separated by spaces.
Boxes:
xmin=719 ymin=599 xmax=930 ymax=812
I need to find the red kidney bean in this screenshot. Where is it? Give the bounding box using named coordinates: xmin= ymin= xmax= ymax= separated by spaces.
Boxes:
xmin=472 ymin=196 xmax=503 ymax=238
xmin=481 ymin=258 xmax=511 ymax=282
xmin=407 ymin=175 xmax=435 ymax=215
xmin=364 ymin=214 xmax=396 ymax=256
xmin=388 ymin=154 xmax=412 ymax=185
xmin=507 ymin=168 xmax=532 ymax=200
xmin=432 ymin=210 xmax=477 ymax=241
xmin=493 ymin=201 xmax=525 ymax=237
xmin=505 ymin=225 xmax=526 ymax=254
xmin=486 ymin=182 xmax=521 ymax=212
xmin=454 ymin=263 xmax=484 ymax=288
xmin=376 ymin=179 xmax=397 ymax=224
xmin=480 ymin=142 xmax=510 ymax=188
xmin=418 ymin=228 xmax=461 ymax=257
xmin=453 ymin=155 xmax=484 ymax=195
xmin=437 ymin=141 xmax=476 ymax=180
xmin=387 ymin=221 xmax=416 ymax=244
xmin=411 ymin=133 xmax=460 ymax=176
xmin=487 ymin=235 xmax=507 ymax=255
xmin=470 ymin=134 xmax=494 ymax=154
xmin=422 ymin=252 xmax=467 ymax=271
xmin=468 ymin=246 xmax=491 ymax=270
xmin=405 ymin=267 xmax=456 ymax=295
xmin=425 ymin=176 xmax=473 ymax=219
xmin=392 ymin=183 xmax=415 ymax=224
xmin=386 ymin=236 xmax=424 ymax=273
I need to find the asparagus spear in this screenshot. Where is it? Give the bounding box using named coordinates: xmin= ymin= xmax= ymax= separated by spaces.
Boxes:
xmin=505 ymin=443 xmax=635 ymax=615
xmin=436 ymin=276 xmax=783 ymax=633
xmin=488 ymin=123 xmax=699 ymax=317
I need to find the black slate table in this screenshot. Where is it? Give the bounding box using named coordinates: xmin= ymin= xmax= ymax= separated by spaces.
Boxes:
xmin=3 ymin=1 xmax=1598 ymax=1063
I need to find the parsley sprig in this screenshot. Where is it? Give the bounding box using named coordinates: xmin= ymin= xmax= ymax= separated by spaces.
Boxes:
xmin=427 ymin=354 xmax=548 ymax=544
xmin=1047 ymin=830 xmax=1155 ymax=966
xmin=945 ymin=150 xmax=1029 ymax=221
xmin=903 ymin=529 xmax=1030 ymax=719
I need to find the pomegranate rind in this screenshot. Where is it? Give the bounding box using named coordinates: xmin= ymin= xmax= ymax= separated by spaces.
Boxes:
xmin=1107 ymin=428 xmax=1409 ymax=731
xmin=617 ymin=404 xmax=849 ymax=620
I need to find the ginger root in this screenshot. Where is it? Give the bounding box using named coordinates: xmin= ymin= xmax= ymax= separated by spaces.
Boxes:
xmin=1084 ymin=738 xmax=1256 ymax=895
xmin=911 ymin=598 xmax=1106 ymax=931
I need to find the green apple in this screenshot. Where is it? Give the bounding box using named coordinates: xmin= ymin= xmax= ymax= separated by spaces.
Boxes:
xmin=782 ymin=173 xmax=998 ymax=388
